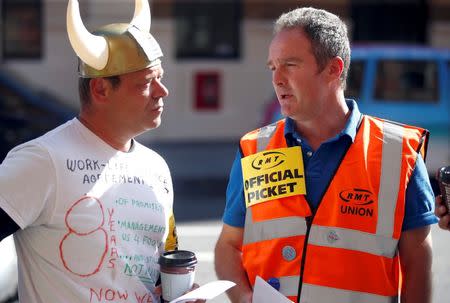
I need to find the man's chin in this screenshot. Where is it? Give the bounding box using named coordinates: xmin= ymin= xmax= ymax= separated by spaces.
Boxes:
xmin=139 ymin=119 xmax=162 ymax=133
xmin=150 ymin=118 xmax=162 ymax=129
xmin=280 ymin=108 xmax=291 ymax=118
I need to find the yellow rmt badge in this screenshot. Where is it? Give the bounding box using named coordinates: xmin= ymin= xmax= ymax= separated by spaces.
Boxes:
xmin=241 ymin=146 xmax=306 ymax=208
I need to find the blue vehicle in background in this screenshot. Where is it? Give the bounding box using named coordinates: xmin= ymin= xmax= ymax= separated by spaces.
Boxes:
xmin=265 ymin=45 xmax=450 ymax=187
xmin=347 ymin=46 xmax=450 ymax=180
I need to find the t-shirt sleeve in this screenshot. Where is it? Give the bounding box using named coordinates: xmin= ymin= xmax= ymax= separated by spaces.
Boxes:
xmin=222 ymin=149 xmax=246 ymax=227
xmin=402 ymin=154 xmax=438 ymax=231
xmin=0 ymin=142 xmax=56 ymax=229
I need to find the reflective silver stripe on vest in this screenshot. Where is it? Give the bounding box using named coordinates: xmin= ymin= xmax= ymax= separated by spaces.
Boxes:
xmin=377 ymin=122 xmax=404 ymax=236
xmin=300 ymin=284 xmax=398 ymax=303
xmin=308 ymin=225 xmax=398 ymax=257
xmin=243 ymin=208 xmax=307 ymax=245
xmin=256 ymin=123 xmax=278 ymax=152
xmin=279 ymin=276 xmax=300 ymax=297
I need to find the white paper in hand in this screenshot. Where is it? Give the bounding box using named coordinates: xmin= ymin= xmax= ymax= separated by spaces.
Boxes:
xmin=168 ymin=280 xmax=236 ymax=303
xmin=252 ymin=276 xmax=293 ymax=303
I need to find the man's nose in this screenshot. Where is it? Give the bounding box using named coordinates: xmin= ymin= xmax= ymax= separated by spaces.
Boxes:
xmin=272 ymin=69 xmax=286 ymax=86
xmin=152 ymin=79 xmax=169 ymax=98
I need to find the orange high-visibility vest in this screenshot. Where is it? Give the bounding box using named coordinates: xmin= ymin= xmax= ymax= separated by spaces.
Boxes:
xmin=240 ymin=115 xmax=429 ymax=303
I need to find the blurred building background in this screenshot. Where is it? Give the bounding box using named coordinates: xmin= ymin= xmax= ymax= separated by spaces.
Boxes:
xmin=0 ymin=1 xmax=449 ymax=302
xmin=0 ymin=1 xmax=449 ymax=192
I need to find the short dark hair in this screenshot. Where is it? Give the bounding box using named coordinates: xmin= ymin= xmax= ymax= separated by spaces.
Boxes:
xmin=78 ymin=75 xmax=121 ymax=107
xmin=274 ymin=7 xmax=351 ymax=90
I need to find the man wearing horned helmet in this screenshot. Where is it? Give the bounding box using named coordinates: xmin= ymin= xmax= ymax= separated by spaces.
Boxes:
xmin=0 ymin=0 xmax=191 ymax=302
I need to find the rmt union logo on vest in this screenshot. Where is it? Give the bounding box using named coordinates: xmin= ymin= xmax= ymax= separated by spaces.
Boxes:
xmin=251 ymin=151 xmax=285 ymax=170
xmin=339 ymin=188 xmax=374 ymax=217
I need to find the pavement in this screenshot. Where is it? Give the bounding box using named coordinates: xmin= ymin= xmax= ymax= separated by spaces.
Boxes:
xmin=430 ymin=224 xmax=450 ymax=303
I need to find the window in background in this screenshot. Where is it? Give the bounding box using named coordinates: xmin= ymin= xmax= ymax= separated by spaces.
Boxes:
xmin=447 ymin=61 xmax=450 ymax=91
xmin=346 ymin=60 xmax=365 ymax=101
xmin=374 ymin=60 xmax=438 ymax=103
xmin=351 ymin=0 xmax=427 ymax=44
xmin=1 ymin=0 xmax=43 ymax=60
xmin=174 ymin=0 xmax=242 ymax=60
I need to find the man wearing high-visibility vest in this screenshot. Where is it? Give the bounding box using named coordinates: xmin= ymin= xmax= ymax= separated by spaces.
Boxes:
xmin=215 ymin=7 xmax=436 ymax=303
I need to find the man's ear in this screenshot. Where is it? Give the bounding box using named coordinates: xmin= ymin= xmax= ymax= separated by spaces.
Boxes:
xmin=90 ymin=78 xmax=111 ymax=103
xmin=327 ymin=56 xmax=344 ymax=81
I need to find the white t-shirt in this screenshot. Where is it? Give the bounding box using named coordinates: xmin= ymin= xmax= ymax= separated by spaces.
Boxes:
xmin=0 ymin=118 xmax=173 ymax=303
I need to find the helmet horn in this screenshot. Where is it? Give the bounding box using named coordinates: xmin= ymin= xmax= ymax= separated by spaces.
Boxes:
xmin=130 ymin=0 xmax=151 ymax=32
xmin=66 ymin=0 xmax=109 ymax=71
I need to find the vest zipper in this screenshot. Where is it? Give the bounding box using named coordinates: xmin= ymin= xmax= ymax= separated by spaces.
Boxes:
xmin=296 ymin=214 xmax=314 ymax=303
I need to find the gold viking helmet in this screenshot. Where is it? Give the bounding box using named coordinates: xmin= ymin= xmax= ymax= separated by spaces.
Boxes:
xmin=66 ymin=0 xmax=163 ymax=78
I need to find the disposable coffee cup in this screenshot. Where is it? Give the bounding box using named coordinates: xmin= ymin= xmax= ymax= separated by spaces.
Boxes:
xmin=158 ymin=250 xmax=197 ymax=302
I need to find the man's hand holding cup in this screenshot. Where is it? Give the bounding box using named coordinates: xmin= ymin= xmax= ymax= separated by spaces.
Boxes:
xmin=158 ymin=250 xmax=205 ymax=303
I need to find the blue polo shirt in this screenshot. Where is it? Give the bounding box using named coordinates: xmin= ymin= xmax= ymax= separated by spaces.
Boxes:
xmin=223 ymin=100 xmax=437 ymax=231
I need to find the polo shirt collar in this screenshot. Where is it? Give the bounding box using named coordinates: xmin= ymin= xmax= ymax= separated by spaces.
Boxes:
xmin=284 ymin=99 xmax=362 ymax=143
